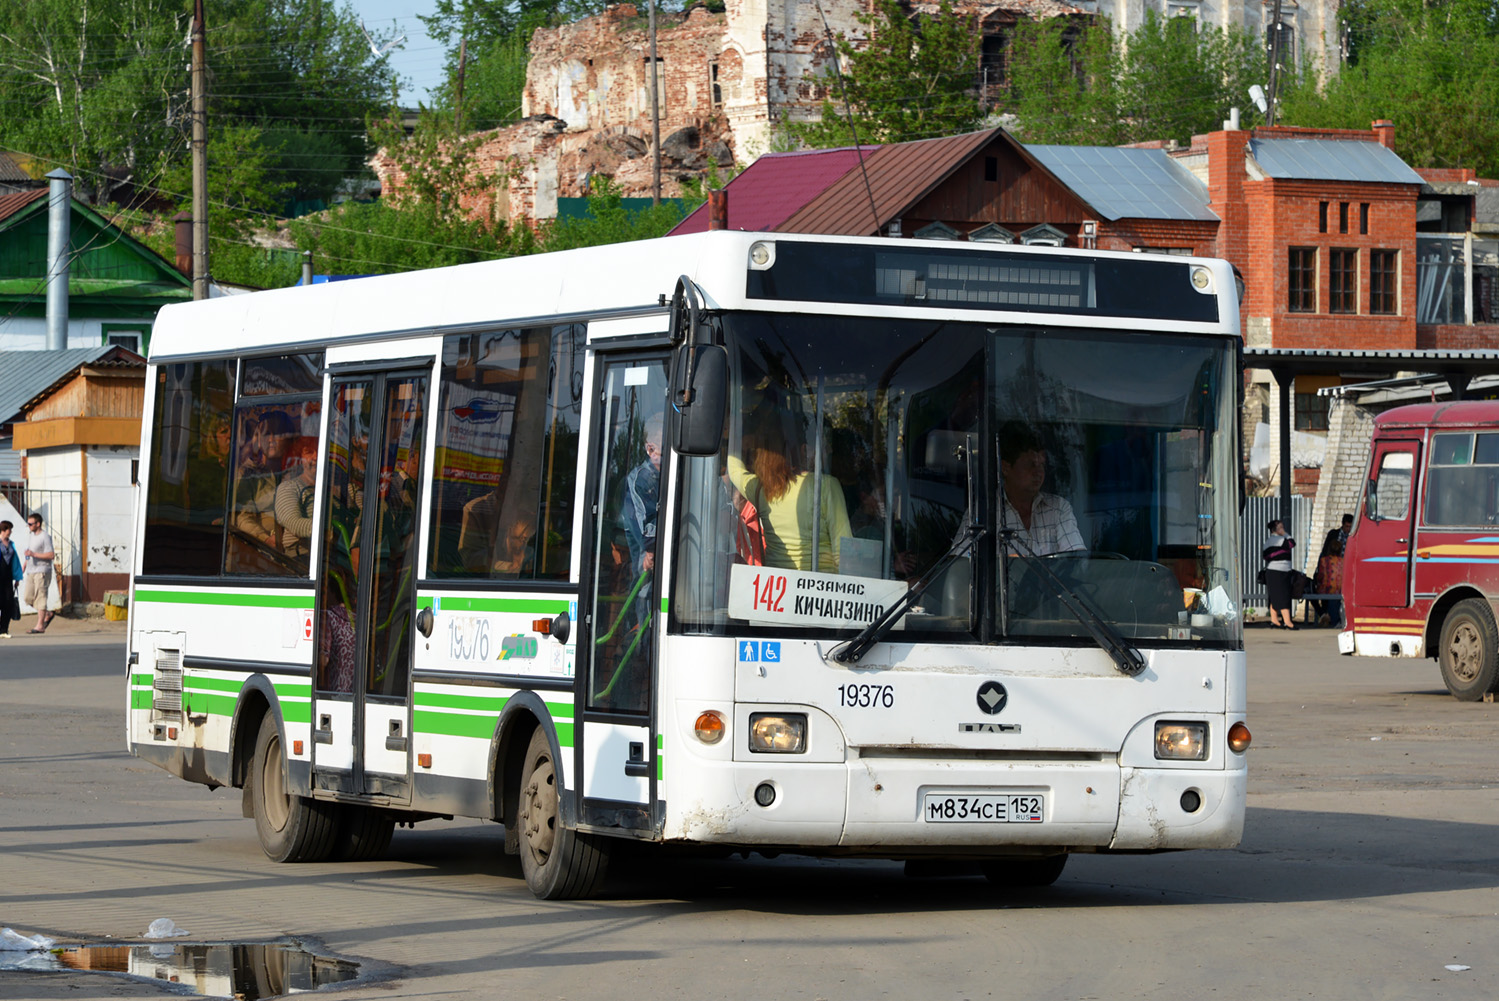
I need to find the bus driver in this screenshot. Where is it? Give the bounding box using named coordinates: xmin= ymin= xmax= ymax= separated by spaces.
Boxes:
xmin=998 ymin=422 xmax=1084 ymax=557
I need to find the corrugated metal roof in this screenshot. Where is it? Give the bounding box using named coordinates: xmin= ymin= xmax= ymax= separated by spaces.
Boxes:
xmin=0 ymin=347 xmax=129 ymax=423
xmin=0 ymin=187 xmax=46 ymax=225
xmin=1249 ymin=139 xmax=1425 ymax=185
xmin=1245 ymin=347 xmax=1499 ymax=362
xmin=0 ymin=152 xmax=33 ymax=184
xmin=1022 ymin=145 xmax=1218 ymax=221
xmin=779 ymin=129 xmax=1001 ymax=235
xmin=671 ymin=147 xmax=870 ymax=235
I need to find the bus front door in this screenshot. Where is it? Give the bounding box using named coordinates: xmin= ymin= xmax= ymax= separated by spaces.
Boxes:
xmin=578 ymin=354 xmax=670 ymax=834
xmin=312 ymin=370 xmax=430 ymax=802
xmin=1353 ymin=438 xmax=1420 ymax=608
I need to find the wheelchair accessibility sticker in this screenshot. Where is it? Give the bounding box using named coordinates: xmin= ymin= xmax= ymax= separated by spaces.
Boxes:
xmin=738 ymin=640 xmax=781 ymax=663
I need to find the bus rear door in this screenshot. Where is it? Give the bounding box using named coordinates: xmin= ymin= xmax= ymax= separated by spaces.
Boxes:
xmin=311 ymin=368 xmax=430 ymax=802
xmin=1351 ymin=438 xmax=1420 ymax=608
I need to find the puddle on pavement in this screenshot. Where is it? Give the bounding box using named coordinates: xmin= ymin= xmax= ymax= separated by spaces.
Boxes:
xmin=43 ymin=941 xmax=358 ymax=1000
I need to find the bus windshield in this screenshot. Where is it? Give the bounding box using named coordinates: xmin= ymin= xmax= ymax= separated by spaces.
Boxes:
xmin=672 ymin=313 xmax=1241 ymax=646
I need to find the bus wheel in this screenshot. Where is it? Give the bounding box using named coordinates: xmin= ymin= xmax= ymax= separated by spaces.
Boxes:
xmin=251 ymin=714 xmax=336 ymax=862
xmin=981 ymin=855 xmax=1068 ymax=888
xmin=332 ymin=806 xmax=395 ymax=862
xmin=1439 ymin=598 xmax=1499 ymax=701
xmin=517 ymin=728 xmax=610 ymax=899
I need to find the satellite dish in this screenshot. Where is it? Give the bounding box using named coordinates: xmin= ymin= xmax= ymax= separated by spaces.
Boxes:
xmin=1248 ymin=85 xmax=1268 ymax=114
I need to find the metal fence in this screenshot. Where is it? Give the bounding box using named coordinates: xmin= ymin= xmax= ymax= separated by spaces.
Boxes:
xmin=0 ymin=487 xmax=82 ymax=611
xmin=1239 ymin=495 xmax=1311 ymax=611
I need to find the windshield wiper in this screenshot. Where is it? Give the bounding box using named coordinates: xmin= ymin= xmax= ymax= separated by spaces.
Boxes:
xmin=1002 ymin=531 xmax=1147 ymax=677
xmin=829 ymin=524 xmax=986 ymax=665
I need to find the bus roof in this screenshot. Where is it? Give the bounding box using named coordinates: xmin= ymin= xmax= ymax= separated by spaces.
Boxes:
xmin=1375 ymin=399 xmax=1499 ymax=429
xmin=147 ymin=231 xmax=1237 ymax=362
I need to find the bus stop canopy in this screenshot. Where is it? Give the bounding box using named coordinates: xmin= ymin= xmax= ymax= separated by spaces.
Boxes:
xmin=1243 ymin=346 xmax=1499 ymax=527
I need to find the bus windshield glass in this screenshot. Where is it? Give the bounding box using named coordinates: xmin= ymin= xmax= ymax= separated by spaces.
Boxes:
xmin=672 ymin=313 xmax=1241 ymax=646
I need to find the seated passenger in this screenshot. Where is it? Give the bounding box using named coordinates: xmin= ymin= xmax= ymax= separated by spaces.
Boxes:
xmin=999 ymin=422 xmax=1084 ymax=556
xmin=233 ymin=411 xmax=296 ymax=549
xmin=492 ymin=513 xmax=537 ymax=576
xmin=275 ymin=437 xmax=318 ymax=561
xmin=727 ymin=414 xmax=850 ymax=573
xmin=457 ymin=487 xmax=504 ymax=573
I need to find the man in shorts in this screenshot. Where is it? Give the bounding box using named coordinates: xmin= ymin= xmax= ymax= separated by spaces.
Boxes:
xmin=22 ymin=512 xmax=55 ymax=633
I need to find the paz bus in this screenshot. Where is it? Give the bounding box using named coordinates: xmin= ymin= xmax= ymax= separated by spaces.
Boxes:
xmin=1341 ymin=399 xmax=1499 ymax=700
xmin=127 ymin=231 xmax=1251 ymax=899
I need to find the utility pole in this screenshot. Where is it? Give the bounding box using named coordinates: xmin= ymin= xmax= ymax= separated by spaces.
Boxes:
xmin=647 ymin=0 xmax=661 ymax=205
xmin=191 ymin=0 xmax=209 ymax=300
xmin=455 ymin=37 xmax=467 ymax=134
xmin=1266 ymin=0 xmax=1284 ymax=127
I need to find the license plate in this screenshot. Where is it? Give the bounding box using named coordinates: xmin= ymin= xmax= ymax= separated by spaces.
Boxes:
xmin=922 ymin=793 xmax=1045 ymax=823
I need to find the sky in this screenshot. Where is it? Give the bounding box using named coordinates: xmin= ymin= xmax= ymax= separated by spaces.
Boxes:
xmin=345 ymin=1 xmax=449 ymax=105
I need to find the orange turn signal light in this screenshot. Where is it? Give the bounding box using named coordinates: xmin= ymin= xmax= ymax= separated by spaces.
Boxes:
xmin=694 ymin=711 xmax=725 ymax=744
xmin=293 ymin=739 xmax=304 ymax=755
xmin=418 ymin=753 xmax=433 ymax=769
xmin=532 ymin=618 xmax=552 ymax=635
xmin=1227 ymin=722 xmax=1252 ymax=753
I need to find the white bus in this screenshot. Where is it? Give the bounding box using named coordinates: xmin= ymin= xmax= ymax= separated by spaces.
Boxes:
xmin=128 ymin=231 xmax=1251 ymax=899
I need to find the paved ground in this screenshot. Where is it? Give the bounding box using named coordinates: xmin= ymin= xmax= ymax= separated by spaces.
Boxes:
xmin=3 ymin=619 xmax=1497 ymax=1001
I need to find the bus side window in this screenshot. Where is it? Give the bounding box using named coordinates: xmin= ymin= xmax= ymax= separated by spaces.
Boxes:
xmin=427 ymin=324 xmax=582 ymax=580
xmin=142 ymin=359 xmax=235 ymax=576
xmin=1368 ymin=451 xmax=1413 ymax=522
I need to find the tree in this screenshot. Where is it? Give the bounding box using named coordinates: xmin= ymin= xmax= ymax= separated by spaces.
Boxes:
xmin=785 ymin=0 xmax=983 ymax=148
xmin=1001 ymin=14 xmax=1270 ymax=148
xmin=1001 ymin=19 xmax=1121 ymax=146
xmin=1277 ymin=0 xmax=1499 ymax=176
xmin=538 ymin=177 xmax=697 ymax=253
xmin=0 ymin=0 xmax=396 ymax=207
xmin=0 ymin=0 xmax=186 ymax=204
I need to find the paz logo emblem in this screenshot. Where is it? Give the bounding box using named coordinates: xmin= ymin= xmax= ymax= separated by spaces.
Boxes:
xmin=976 ymin=681 xmax=1008 ymax=715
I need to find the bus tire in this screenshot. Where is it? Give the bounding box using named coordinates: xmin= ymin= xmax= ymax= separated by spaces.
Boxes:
xmin=981 ymin=854 xmax=1068 ymax=888
xmin=251 ymin=714 xmax=336 ymax=862
xmin=517 ymin=727 xmax=610 ymax=899
xmin=1438 ymin=598 xmax=1499 ymax=701
xmin=332 ymin=806 xmax=395 ymax=862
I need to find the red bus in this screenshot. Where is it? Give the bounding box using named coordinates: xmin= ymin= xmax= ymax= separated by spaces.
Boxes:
xmin=1342 ymin=400 xmax=1499 ymax=700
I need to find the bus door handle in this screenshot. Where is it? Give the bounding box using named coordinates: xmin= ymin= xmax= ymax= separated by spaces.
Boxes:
xmin=1396 ymin=538 xmax=1408 ymax=545
xmin=313 ymin=714 xmax=333 ymax=744
xmin=386 ymin=719 xmax=408 ymax=752
xmin=625 ymin=741 xmax=651 ymax=778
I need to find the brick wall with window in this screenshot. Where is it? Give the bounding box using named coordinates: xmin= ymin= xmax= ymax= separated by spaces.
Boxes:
xmin=1230 ymin=175 xmax=1418 ymax=350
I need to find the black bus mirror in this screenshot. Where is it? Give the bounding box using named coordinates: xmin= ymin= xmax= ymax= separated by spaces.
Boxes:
xmin=672 ymin=344 xmax=726 ymax=456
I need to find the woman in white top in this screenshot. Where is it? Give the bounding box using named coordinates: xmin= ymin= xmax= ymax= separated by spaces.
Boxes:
xmin=1262 ymin=519 xmax=1297 ymax=629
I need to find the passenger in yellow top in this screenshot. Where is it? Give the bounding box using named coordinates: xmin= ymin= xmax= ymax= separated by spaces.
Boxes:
xmin=726 ymin=416 xmax=851 ymax=574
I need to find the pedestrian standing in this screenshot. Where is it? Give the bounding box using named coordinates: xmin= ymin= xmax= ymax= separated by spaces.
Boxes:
xmin=22 ymin=512 xmax=56 ymax=633
xmin=1263 ymin=519 xmax=1297 ymax=630
xmin=0 ymin=520 xmax=21 ymax=638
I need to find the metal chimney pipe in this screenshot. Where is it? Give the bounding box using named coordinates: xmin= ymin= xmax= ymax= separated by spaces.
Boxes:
xmin=708 ymin=189 xmax=728 ymax=231
xmin=45 ymin=168 xmax=72 ymax=350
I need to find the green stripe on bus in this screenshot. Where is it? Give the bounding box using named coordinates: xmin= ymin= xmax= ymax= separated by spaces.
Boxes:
xmin=661 ymin=596 xmax=668 ymax=614
xmin=414 ymin=691 xmax=510 ymax=713
xmin=184 ymin=692 xmax=237 ymax=718
xmin=130 ymin=689 xmax=152 ymax=711
xmin=416 ymin=595 xmax=570 ymax=614
xmin=133 ymin=589 xmax=311 ymax=609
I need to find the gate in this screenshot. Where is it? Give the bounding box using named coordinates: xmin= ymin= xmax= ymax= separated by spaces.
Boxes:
xmin=1240 ymin=495 xmax=1310 ymax=610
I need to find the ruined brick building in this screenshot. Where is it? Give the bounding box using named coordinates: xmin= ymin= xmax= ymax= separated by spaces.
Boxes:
xmin=372 ymin=0 xmax=1343 ymax=220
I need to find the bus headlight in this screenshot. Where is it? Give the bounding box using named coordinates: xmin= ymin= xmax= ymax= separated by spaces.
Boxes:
xmin=749 ymin=713 xmax=806 ymax=753
xmin=1154 ymin=721 xmax=1208 ymax=760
